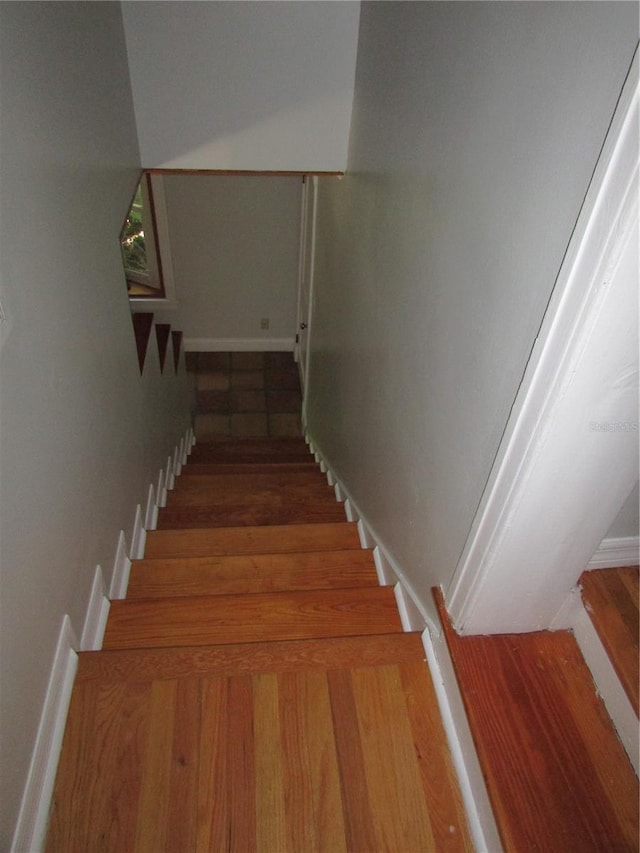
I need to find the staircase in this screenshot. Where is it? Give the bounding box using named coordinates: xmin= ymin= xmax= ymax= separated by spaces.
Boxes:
xmin=46 ymin=437 xmax=472 ymax=851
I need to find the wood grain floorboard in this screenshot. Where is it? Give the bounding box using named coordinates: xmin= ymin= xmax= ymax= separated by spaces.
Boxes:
xmin=254 ymin=673 xmax=288 ymax=852
xmin=134 ymin=679 xmax=177 ymax=853
xmin=127 ymin=549 xmax=379 ymax=599
xmin=195 ymin=677 xmax=229 ymax=852
xmin=47 ymin=681 xmax=151 ymax=852
xmin=279 ymin=670 xmax=347 ymax=852
xmin=76 ymin=633 xmax=426 ymax=682
xmin=103 ymin=587 xmax=403 ymax=650
xmin=437 ymin=591 xmax=639 ymax=852
xmin=580 ymin=565 xmax=639 ymax=714
xmin=327 ymin=668 xmax=379 ymax=852
xmin=156 ymin=499 xmax=346 ymax=529
xmin=227 ymin=676 xmax=258 ymax=852
xmin=399 ymin=662 xmax=472 ymax=850
xmin=165 ymin=677 xmax=200 ymax=852
xmin=143 ymin=522 xmax=361 ymax=558
xmin=351 ymin=664 xmax=436 ymax=851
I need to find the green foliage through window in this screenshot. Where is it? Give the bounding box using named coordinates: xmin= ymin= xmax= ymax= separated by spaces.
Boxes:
xmin=121 ymin=185 xmax=148 ymax=276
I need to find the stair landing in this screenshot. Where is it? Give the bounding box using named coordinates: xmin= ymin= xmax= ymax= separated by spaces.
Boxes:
xmin=436 ymin=589 xmax=639 ymax=852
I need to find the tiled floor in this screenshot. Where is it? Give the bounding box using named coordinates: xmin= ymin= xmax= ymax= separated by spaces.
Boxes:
xmin=187 ymin=351 xmax=303 ymax=439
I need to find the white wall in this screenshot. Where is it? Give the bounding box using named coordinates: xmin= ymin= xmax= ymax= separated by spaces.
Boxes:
xmin=306 ymin=3 xmax=638 ymax=610
xmin=606 ymin=483 xmax=639 ymax=539
xmin=121 ymin=1 xmax=360 ymax=171
xmin=155 ymin=175 xmax=301 ymax=346
xmin=0 ymin=5 xmax=191 ymax=846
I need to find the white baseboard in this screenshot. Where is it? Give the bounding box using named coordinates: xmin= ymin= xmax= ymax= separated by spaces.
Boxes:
xmin=109 ymin=530 xmax=132 ymax=600
xmin=587 ymin=536 xmax=639 ymax=569
xmin=184 ymin=337 xmax=295 ymax=352
xmin=173 ymin=444 xmax=182 ymax=478
xmin=157 ymin=466 xmax=167 ymax=508
xmin=80 ymin=566 xmax=110 ymax=651
xmin=422 ymin=626 xmax=503 ymax=852
xmin=552 ymin=587 xmax=639 ymax=774
xmin=144 ymin=484 xmax=158 ymax=531
xmin=11 ymin=617 xmax=78 ymax=853
xmin=166 ymin=454 xmax=176 ymax=491
xmin=306 ymin=433 xmax=440 ymax=634
xmin=574 ymin=605 xmax=639 ymax=774
xmin=130 ymin=504 xmax=146 ymax=561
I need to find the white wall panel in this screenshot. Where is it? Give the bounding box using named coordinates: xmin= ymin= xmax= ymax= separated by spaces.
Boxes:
xmin=122 ymin=1 xmax=360 ymax=171
xmin=155 ymin=175 xmax=301 ymax=342
xmin=306 ymin=3 xmax=638 ymax=610
xmin=0 ymin=6 xmax=191 ymax=845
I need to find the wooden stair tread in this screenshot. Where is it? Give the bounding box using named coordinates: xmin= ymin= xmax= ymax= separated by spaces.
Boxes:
xmin=180 ymin=461 xmax=319 ymax=476
xmin=166 ymin=479 xmax=335 ymax=504
xmin=127 ymin=549 xmax=379 ymax=599
xmin=156 ymin=500 xmax=346 ymax=529
xmin=144 ymin=521 xmax=361 ymax=559
xmin=580 ymin=565 xmax=639 ymax=715
xmin=435 ymin=590 xmax=638 ymax=852
xmin=103 ymin=587 xmax=402 ymax=650
xmin=48 ymin=655 xmax=471 ymax=852
xmin=76 ymin=633 xmax=426 ymax=681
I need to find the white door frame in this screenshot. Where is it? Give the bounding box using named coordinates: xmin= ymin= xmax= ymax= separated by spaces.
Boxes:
xmin=446 ymin=51 xmax=639 ymax=635
xmin=295 ymin=175 xmax=318 ymax=420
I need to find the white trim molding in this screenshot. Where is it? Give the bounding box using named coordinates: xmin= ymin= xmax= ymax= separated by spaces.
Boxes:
xmin=422 ymin=627 xmax=503 ymax=853
xmin=587 ymin=536 xmax=639 ymax=569
xmin=305 ymin=434 xmax=440 ymax=635
xmin=446 ymin=53 xmax=639 ymax=634
xmin=130 ymin=504 xmax=147 ymax=561
xmin=11 ymin=617 xmax=78 ymax=853
xmin=144 ymin=483 xmax=158 ymax=531
xmin=551 ymin=587 xmax=639 ymax=775
xmin=80 ymin=565 xmax=110 ymax=651
xmin=184 ymin=337 xmax=295 ymax=352
xmin=572 ymin=603 xmax=639 ymax=775
xmin=109 ymin=530 xmax=132 ymax=600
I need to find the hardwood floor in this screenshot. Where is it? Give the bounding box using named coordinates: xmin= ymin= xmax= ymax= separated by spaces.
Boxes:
xmin=580 ymin=564 xmax=639 ymax=714
xmin=436 ymin=589 xmax=639 ymax=852
xmin=47 ymin=438 xmax=472 ymax=851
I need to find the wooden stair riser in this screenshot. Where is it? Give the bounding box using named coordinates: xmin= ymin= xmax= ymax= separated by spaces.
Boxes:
xmin=103 ymin=587 xmax=403 ymax=650
xmin=156 ymin=501 xmax=347 ymax=529
xmin=191 ymin=437 xmax=309 ymax=451
xmin=179 ymin=461 xmax=319 ymax=477
xmin=188 ymin=438 xmax=312 ymax=465
xmin=166 ymin=480 xmax=336 ymax=506
xmin=144 ymin=522 xmax=362 ymax=559
xmin=127 ymin=550 xmax=379 ymax=599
